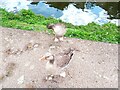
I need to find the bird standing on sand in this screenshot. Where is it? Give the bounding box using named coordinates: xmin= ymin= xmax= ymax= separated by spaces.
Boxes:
xmin=40 ymin=48 xmax=74 ymax=80
xmin=47 ymin=23 xmax=66 ymax=42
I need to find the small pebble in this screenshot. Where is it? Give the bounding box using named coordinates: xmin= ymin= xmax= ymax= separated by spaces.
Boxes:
xmin=23 ymin=33 xmax=26 ymax=36
xmin=49 ymin=46 xmax=56 ymax=49
xmin=30 ymin=40 xmax=34 ymax=43
xmin=33 ymin=43 xmax=39 ymax=48
xmin=25 ymin=62 xmax=31 ymax=67
xmin=17 ymin=75 xmax=24 ymax=84
xmin=30 ymin=65 xmax=35 ymax=70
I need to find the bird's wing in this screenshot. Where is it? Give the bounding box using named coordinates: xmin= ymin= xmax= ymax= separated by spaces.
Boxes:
xmin=54 ymin=53 xmax=73 ymax=68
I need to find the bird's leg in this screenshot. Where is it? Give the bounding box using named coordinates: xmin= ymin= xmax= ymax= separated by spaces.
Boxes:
xmin=60 ymin=72 xmax=66 ymax=78
xmin=54 ymin=38 xmax=59 ymax=42
xmin=54 ymin=35 xmax=59 ymax=42
xmin=46 ymin=74 xmax=54 ymax=80
xmin=59 ymin=36 xmax=64 ymax=41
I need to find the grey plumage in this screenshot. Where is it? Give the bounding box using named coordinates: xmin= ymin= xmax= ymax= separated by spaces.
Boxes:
xmin=54 ymin=48 xmax=74 ymax=68
xmin=40 ymin=48 xmax=74 ymax=79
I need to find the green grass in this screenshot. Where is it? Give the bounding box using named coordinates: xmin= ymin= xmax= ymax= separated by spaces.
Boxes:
xmin=0 ymin=8 xmax=119 ymax=44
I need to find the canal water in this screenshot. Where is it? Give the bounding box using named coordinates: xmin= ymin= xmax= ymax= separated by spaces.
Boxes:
xmin=0 ymin=0 xmax=119 ymax=26
xmin=29 ymin=1 xmax=119 ymax=26
xmin=30 ymin=2 xmax=119 ymax=19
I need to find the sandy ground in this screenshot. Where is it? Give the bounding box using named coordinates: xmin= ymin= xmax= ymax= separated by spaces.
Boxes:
xmin=0 ymin=27 xmax=118 ymax=88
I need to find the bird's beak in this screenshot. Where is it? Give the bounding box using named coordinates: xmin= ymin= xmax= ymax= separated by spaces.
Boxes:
xmin=39 ymin=55 xmax=47 ymax=61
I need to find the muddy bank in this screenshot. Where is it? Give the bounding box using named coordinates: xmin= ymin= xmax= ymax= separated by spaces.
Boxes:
xmin=0 ymin=27 xmax=118 ymax=88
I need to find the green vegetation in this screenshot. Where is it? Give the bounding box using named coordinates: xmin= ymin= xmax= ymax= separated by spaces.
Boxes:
xmin=0 ymin=8 xmax=119 ymax=44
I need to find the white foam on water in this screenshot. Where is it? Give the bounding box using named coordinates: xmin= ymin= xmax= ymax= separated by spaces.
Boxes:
xmin=59 ymin=4 xmax=119 ymax=26
xmin=60 ymin=4 xmax=97 ymax=26
xmin=109 ymin=19 xmax=119 ymax=26
xmin=0 ymin=0 xmax=31 ymax=12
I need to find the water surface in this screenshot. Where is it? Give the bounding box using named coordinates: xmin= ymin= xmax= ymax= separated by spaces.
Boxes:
xmin=29 ymin=1 xmax=119 ymax=25
xmin=0 ymin=0 xmax=119 ymax=26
